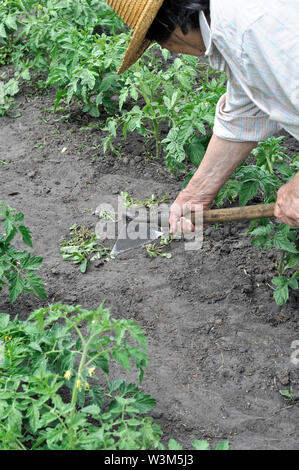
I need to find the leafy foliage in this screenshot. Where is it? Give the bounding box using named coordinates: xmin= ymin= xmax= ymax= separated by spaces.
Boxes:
xmin=0 ymin=77 xmax=20 ymax=117
xmin=249 ymin=221 xmax=299 ymax=305
xmin=103 ymin=56 xmax=225 ymax=172
xmin=0 ymin=0 xmax=127 ymax=116
xmin=214 ymin=137 xmax=299 ymax=306
xmin=0 ymin=202 xmax=47 ymax=303
xmin=0 ymin=303 xmax=229 ymax=450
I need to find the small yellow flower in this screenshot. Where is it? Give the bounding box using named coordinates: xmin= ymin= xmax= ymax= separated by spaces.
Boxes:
xmin=85 ymin=383 xmax=90 ymax=390
xmin=88 ymin=367 xmax=96 ymax=377
xmin=38 ymin=4 xmax=42 ymax=8
xmin=64 ymin=370 xmax=72 ymax=380
xmin=76 ymin=380 xmax=83 ymax=389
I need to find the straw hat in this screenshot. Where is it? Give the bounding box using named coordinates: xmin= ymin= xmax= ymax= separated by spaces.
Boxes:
xmin=106 ymin=0 xmax=164 ymax=74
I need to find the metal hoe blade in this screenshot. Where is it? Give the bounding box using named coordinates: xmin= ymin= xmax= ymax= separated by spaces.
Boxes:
xmin=111 ymin=222 xmax=163 ymax=256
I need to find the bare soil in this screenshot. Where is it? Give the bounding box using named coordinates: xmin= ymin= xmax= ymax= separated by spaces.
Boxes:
xmin=1 ymin=79 xmax=299 ymax=450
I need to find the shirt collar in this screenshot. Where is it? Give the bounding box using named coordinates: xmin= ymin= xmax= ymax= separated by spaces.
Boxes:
xmin=199 ymin=10 xmax=213 ymax=56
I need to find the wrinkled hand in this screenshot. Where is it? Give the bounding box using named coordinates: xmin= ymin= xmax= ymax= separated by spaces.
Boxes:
xmin=274 ymin=173 xmax=299 ymax=227
xmin=169 ymin=187 xmax=213 ymax=234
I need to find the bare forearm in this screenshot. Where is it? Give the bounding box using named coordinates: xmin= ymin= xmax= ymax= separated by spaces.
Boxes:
xmin=186 ymin=134 xmax=257 ymax=199
xmin=169 ymin=134 xmax=257 ymax=233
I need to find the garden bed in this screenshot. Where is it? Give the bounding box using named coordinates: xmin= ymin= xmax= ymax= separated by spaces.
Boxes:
xmin=1 ymin=84 xmax=299 ymax=450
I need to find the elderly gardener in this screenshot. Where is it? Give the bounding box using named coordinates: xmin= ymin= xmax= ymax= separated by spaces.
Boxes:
xmin=105 ymin=0 xmax=299 ymax=232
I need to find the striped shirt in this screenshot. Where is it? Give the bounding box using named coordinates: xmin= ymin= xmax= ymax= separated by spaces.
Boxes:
xmin=200 ymin=0 xmax=299 ymax=142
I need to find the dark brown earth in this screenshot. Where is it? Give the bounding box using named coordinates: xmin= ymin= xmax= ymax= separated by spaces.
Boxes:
xmin=1 ymin=77 xmax=299 ymax=450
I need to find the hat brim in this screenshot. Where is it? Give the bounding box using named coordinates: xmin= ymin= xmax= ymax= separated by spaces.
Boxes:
xmin=117 ymin=0 xmax=164 ymax=74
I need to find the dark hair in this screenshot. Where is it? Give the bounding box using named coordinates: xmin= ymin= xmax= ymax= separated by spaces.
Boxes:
xmin=146 ymin=0 xmax=210 ymax=44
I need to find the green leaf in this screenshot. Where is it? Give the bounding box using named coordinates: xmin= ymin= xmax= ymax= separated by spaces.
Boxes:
xmin=20 ymin=254 xmax=43 ymax=270
xmin=251 ymin=225 xmax=272 ymax=237
xmin=8 ymin=404 xmax=22 ymax=433
xmin=284 ymin=254 xmax=299 ymax=270
xmin=9 ymin=275 xmax=25 ymax=303
xmin=90 ymin=386 xmax=104 ymax=410
xmin=29 ymin=341 xmax=42 ymax=352
xmin=38 ymin=412 xmax=58 ymax=428
xmin=273 ymin=231 xmax=298 ymax=254
xmin=0 ymin=24 xmax=7 ymax=38
xmin=112 ymin=350 xmax=131 ymax=371
xmin=168 ymin=439 xmax=183 ymax=450
xmin=5 ymin=78 xmax=19 ymax=97
xmin=272 ymin=276 xmax=287 ymax=287
xmin=81 ymin=404 xmax=101 ymax=416
xmin=119 ymin=88 xmax=128 ymax=110
xmin=99 ymin=74 xmax=117 ymax=93
xmin=88 ymin=104 xmax=100 ymax=117
xmin=288 ymin=277 xmax=298 ymax=290
xmin=27 ymin=404 xmax=40 ymax=433
xmin=163 ymin=96 xmax=171 ymax=109
xmin=79 ymin=69 xmax=96 ymax=90
xmin=18 ymin=225 xmax=32 ymax=247
xmin=184 ymin=135 xmax=207 ymax=167
xmin=25 ymin=271 xmax=47 ymax=300
xmin=93 ymin=355 xmax=109 ymax=375
xmin=195 ymin=121 xmax=206 ymax=135
xmin=279 ymin=389 xmax=293 ymax=400
xmin=239 ymin=181 xmax=259 ymax=206
xmin=80 ymin=258 xmax=88 ymax=273
xmin=193 ymin=440 xmax=210 ymax=450
xmin=216 ymin=441 xmax=230 ymax=450
xmin=130 ymin=86 xmax=138 ymax=101
xmin=109 ymin=380 xmax=125 ymax=393
xmin=273 ymin=284 xmax=289 ymax=306
xmin=133 ymin=393 xmax=156 ymax=413
xmin=21 ymin=68 xmax=31 ymax=81
xmin=5 ymin=15 xmax=18 ymax=31
xmin=4 ymin=217 xmax=17 ymax=241
xmin=0 ymin=312 xmax=10 ymax=329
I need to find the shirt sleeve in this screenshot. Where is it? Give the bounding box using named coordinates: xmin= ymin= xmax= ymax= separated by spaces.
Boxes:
xmin=213 ymin=75 xmax=281 ymax=142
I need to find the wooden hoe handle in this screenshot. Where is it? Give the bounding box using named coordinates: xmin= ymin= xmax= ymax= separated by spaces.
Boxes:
xmin=198 ymin=203 xmax=275 ymax=224
xmin=129 ymin=203 xmax=275 ymax=226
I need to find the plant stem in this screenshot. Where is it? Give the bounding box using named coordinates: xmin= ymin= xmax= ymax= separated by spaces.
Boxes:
xmin=135 ymin=63 xmax=161 ymax=158
xmin=14 ymin=438 xmax=27 ymax=450
xmin=17 ymin=0 xmax=32 ymax=20
xmin=68 ymin=333 xmax=94 ymax=448
xmin=278 ymin=250 xmax=286 ymax=276
xmin=292 ymin=269 xmax=299 ymax=279
xmin=85 ymin=346 xmax=115 ymax=368
xmin=266 ymin=151 xmax=274 ymax=175
xmin=152 ymin=119 xmax=161 ymax=158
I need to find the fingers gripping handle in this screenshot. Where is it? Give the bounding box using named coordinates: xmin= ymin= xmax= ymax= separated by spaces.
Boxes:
xmin=128 ymin=203 xmax=275 ymax=226
xmin=198 ymin=203 xmax=276 ymax=224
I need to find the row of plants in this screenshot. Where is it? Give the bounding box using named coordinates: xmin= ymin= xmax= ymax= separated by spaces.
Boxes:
xmin=0 ymin=0 xmax=225 ymax=170
xmin=0 ymin=204 xmax=229 ymax=449
xmin=0 ymin=201 xmax=47 ymax=303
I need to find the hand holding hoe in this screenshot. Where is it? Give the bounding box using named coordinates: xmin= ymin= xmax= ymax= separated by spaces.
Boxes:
xmin=111 ymin=203 xmax=275 ymax=256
